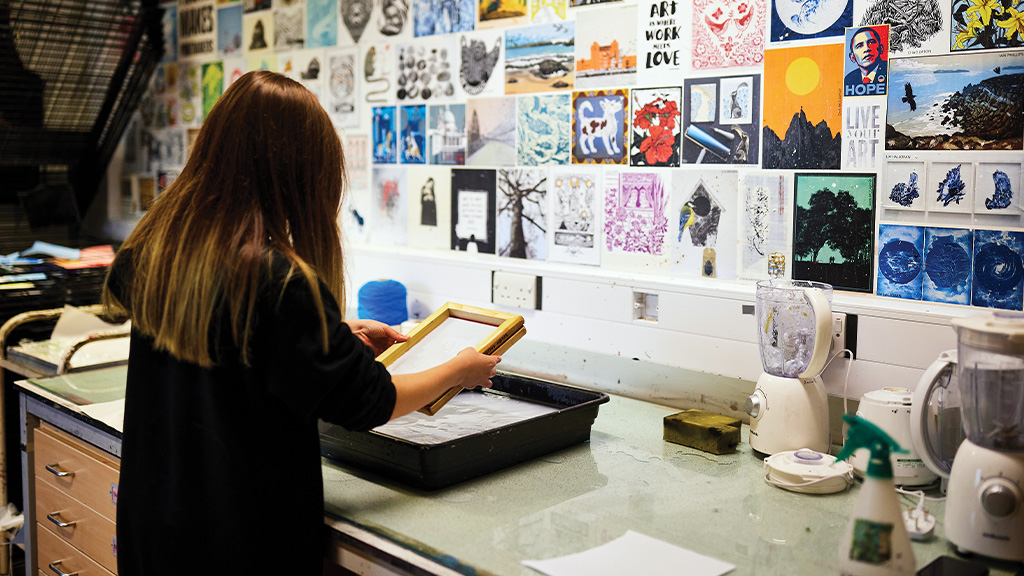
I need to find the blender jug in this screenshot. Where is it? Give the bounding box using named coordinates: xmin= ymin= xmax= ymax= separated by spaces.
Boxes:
xmin=746 ymin=280 xmax=833 ymax=455
xmin=755 ymin=280 xmax=833 ymax=380
xmin=954 ymin=311 xmax=1024 ymax=452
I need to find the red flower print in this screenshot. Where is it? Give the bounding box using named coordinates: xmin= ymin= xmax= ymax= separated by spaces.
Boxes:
xmin=634 ymin=100 xmax=661 ymax=130
xmin=660 ymin=101 xmax=679 ymax=130
xmin=639 ymin=124 xmax=675 ymax=165
xmin=634 ymin=98 xmax=679 ymax=132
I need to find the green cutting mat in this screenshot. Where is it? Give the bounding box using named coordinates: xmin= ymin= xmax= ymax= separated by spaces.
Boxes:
xmin=27 ymin=365 xmax=127 ymax=406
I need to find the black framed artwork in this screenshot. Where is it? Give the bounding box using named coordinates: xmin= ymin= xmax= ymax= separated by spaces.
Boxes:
xmin=450 ymin=168 xmax=497 ymax=254
xmin=793 ymin=173 xmax=876 ymax=292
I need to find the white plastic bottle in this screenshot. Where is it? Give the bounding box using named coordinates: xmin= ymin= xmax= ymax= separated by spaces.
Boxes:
xmin=835 ymin=414 xmax=916 ymax=576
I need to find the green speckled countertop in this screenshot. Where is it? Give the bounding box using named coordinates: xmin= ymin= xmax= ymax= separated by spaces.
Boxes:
xmin=16 ymin=368 xmax=1019 ymax=575
xmin=322 ymin=393 xmax=1020 ymax=576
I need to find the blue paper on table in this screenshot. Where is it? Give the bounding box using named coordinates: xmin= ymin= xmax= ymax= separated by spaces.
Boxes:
xmin=18 ymin=241 xmax=81 ymax=260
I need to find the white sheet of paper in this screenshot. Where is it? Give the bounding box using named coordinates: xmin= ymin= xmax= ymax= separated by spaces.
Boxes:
xmin=80 ymin=398 xmax=125 ymax=433
xmin=523 ymin=530 xmax=735 ymax=576
xmin=51 ymin=305 xmax=128 ymax=342
xmin=9 ymin=306 xmax=131 ymax=369
xmin=373 ymin=390 xmax=557 ymax=444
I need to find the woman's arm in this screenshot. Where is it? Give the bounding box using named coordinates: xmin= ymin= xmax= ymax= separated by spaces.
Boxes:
xmin=390 ymin=348 xmax=500 ymax=419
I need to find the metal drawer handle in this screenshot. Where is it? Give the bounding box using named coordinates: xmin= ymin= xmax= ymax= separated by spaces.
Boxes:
xmin=49 ymin=560 xmax=78 ymax=576
xmin=45 ymin=463 xmax=74 ymax=478
xmin=46 ymin=512 xmax=76 ymax=528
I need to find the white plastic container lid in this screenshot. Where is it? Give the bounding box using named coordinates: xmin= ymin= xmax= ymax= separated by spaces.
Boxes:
xmin=764 ymin=449 xmax=855 ymax=495
xmin=861 ymin=387 xmax=913 ymax=407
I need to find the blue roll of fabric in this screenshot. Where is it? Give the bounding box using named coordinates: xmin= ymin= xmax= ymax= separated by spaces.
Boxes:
xmin=357 ymin=279 xmax=409 ymax=326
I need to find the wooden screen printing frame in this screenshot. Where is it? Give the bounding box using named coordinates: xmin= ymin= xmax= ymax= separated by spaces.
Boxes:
xmin=376 ymin=302 xmax=526 ymax=415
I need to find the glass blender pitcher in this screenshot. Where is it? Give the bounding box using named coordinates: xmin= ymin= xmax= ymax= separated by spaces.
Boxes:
xmin=944 ymin=311 xmax=1024 ymax=561
xmin=745 ymin=280 xmax=833 ymax=455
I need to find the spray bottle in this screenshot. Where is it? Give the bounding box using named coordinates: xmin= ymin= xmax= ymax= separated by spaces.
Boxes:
xmin=835 ymin=414 xmax=915 ymax=576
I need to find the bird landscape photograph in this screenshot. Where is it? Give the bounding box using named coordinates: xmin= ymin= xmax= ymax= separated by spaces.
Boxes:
xmin=886 ymin=52 xmax=1024 ymax=151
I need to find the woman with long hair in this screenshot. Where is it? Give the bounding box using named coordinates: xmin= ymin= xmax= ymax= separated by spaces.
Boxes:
xmin=103 ymin=70 xmax=499 ymax=575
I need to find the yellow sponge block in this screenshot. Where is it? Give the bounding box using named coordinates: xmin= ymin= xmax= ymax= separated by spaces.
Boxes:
xmin=663 ymin=409 xmax=742 ymax=455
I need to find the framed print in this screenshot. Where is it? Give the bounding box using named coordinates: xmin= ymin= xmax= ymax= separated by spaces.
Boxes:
xmin=572 ymin=89 xmax=628 ymax=165
xmin=882 ymin=161 xmax=925 ymax=211
xmin=975 ymin=162 xmax=1023 ymax=215
xmin=927 ymin=162 xmax=973 ymax=214
xmin=793 ymin=173 xmax=875 ymax=292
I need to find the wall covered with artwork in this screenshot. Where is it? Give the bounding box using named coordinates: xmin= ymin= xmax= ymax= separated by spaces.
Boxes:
xmin=123 ymin=0 xmax=1024 ymax=318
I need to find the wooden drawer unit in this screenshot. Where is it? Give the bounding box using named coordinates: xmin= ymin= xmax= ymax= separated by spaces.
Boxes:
xmin=35 ymin=479 xmax=118 ymax=573
xmin=32 ymin=421 xmax=121 ymax=575
xmin=34 ymin=423 xmax=119 ymax=522
xmin=37 ymin=525 xmax=115 ymax=576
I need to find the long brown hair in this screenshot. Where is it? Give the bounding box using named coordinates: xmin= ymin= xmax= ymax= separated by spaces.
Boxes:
xmin=103 ymin=71 xmax=346 ymax=367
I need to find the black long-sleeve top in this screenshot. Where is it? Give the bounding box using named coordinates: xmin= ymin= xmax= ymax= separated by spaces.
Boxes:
xmin=106 ymin=252 xmax=397 ymax=575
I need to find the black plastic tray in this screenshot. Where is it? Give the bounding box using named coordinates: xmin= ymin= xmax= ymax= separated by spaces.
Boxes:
xmin=319 ymin=373 xmax=609 ymax=490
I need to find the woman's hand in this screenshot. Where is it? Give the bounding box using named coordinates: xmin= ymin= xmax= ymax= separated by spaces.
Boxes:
xmin=388 ymin=348 xmax=501 ymax=419
xmin=453 ymin=347 xmax=500 ymax=390
xmin=345 ymin=319 xmax=409 ymax=356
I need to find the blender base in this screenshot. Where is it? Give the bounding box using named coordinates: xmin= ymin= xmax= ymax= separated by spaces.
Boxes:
xmin=747 ymin=372 xmax=830 ymax=456
xmin=945 ymin=439 xmax=1024 ymax=562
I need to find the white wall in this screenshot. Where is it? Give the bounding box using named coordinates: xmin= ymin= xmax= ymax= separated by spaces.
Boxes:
xmin=347 ymin=242 xmax=967 ymax=417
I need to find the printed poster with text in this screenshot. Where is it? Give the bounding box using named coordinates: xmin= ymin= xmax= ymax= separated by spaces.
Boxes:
xmin=179 ymin=0 xmax=217 ymax=60
xmin=841 ymin=96 xmax=885 ymax=170
xmin=638 ymin=0 xmax=688 ymax=86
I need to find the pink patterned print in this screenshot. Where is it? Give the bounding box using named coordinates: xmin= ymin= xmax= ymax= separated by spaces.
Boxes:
xmin=604 ymin=172 xmax=669 ymax=254
xmin=692 ymin=0 xmax=766 ymax=69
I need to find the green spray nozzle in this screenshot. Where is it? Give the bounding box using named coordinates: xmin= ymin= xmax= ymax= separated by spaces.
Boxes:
xmin=836 ymin=414 xmax=908 ymax=479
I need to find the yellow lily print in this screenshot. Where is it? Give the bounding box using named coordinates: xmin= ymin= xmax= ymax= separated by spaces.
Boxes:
xmin=966 ymin=0 xmax=1004 ymax=26
xmin=953 ymin=19 xmax=984 ymax=49
xmin=996 ymin=6 xmax=1024 ymax=41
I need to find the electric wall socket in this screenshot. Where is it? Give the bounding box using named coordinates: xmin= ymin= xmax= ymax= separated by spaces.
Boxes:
xmin=831 ymin=312 xmax=858 ymax=359
xmin=633 ymin=291 xmax=659 ymax=323
xmin=492 ymin=271 xmax=541 ymax=310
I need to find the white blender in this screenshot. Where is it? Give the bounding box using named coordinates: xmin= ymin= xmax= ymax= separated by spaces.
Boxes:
xmin=943 ymin=311 xmax=1024 ymax=561
xmin=910 ymin=349 xmax=964 ymax=493
xmin=745 ymin=280 xmax=833 ymax=455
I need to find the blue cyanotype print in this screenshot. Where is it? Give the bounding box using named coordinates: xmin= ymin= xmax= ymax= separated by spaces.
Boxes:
xmin=935 ymin=164 xmax=967 ymax=207
xmin=889 ymin=172 xmax=919 ymax=207
xmin=877 ymin=224 xmax=924 ymax=300
xmin=923 ymin=228 xmax=972 ymax=305
xmin=983 ymin=170 xmax=1013 ymax=210
xmin=972 ymin=229 xmax=1024 ymax=310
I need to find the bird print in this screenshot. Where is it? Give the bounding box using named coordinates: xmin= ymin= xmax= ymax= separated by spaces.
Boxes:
xmin=902 ymin=83 xmax=917 ymax=112
xmin=678 ymin=202 xmax=695 ymax=242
